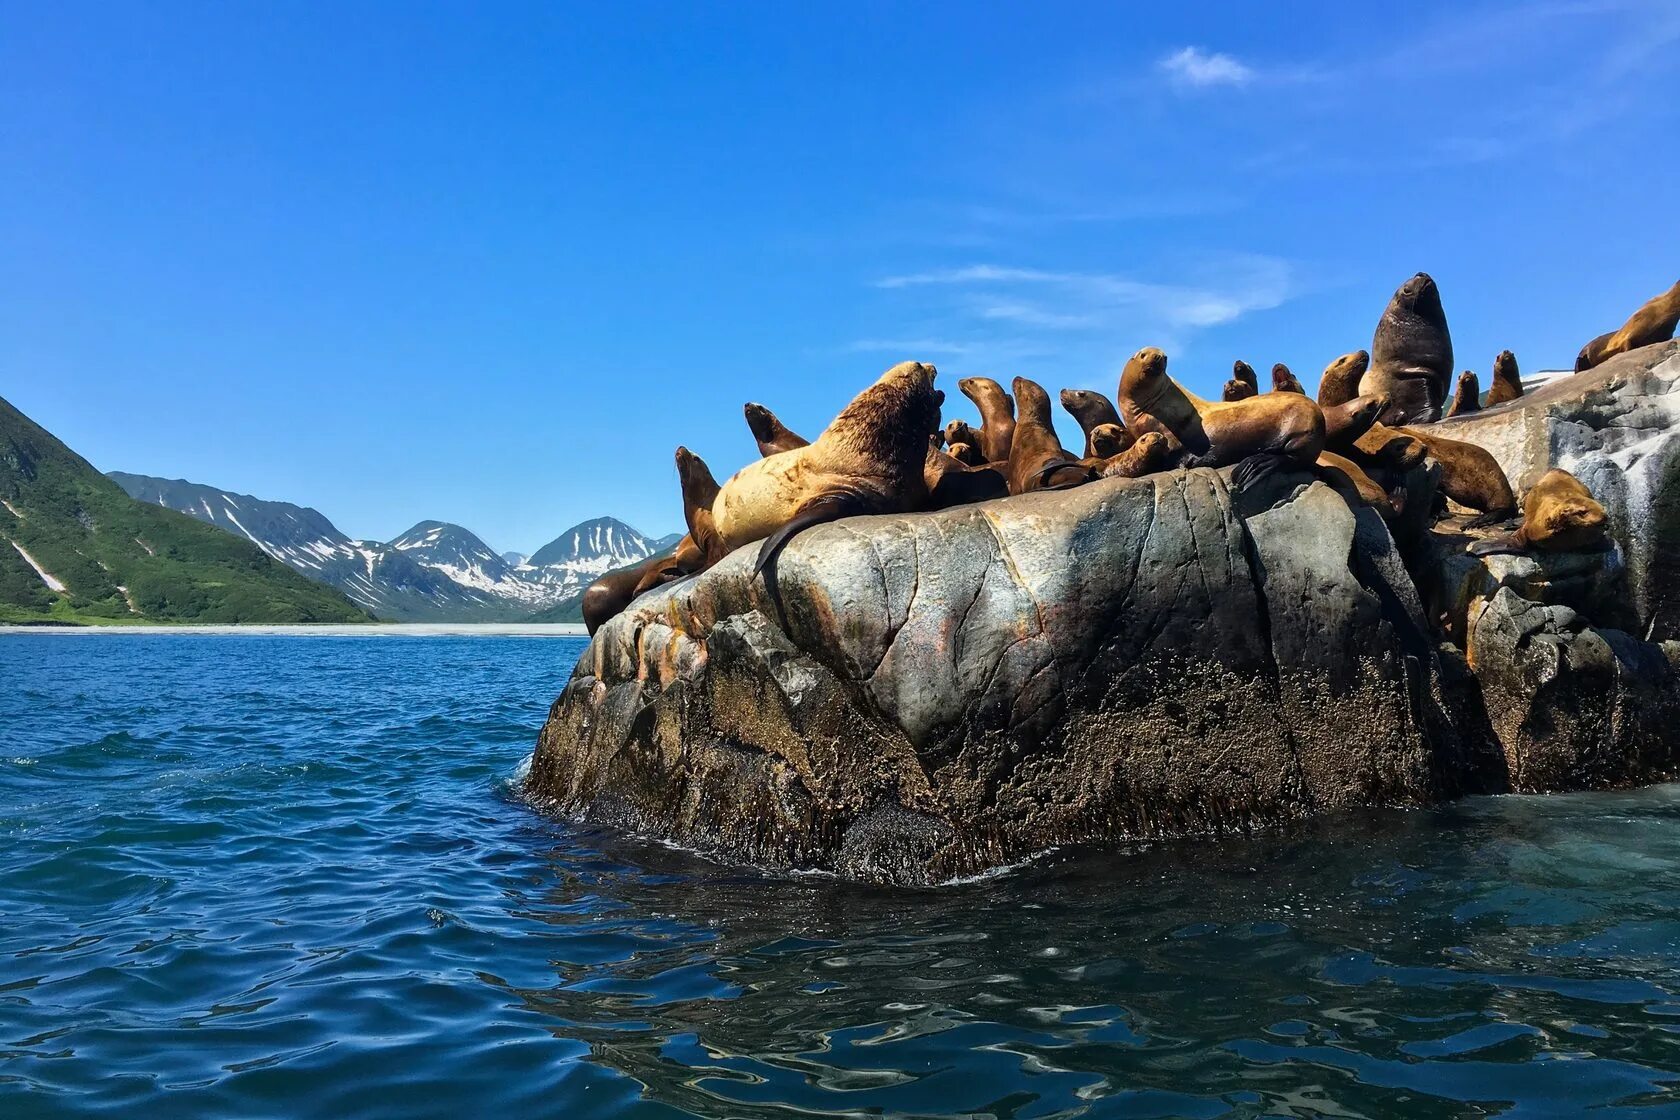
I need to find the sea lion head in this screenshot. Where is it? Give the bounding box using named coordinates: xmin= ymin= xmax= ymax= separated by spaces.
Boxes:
xmin=1102 ymin=431 xmax=1172 ymax=479
xmin=1344 ymin=393 xmax=1386 ymax=429
xmin=1088 ymin=422 xmax=1130 ymax=458
xmin=1222 ymin=378 xmax=1256 ymax=401
xmin=1395 ymin=272 xmax=1443 ymax=320
xmin=1456 ymin=370 xmax=1478 ymax=394
xmin=1232 ymin=360 xmax=1257 ymax=387
xmin=1494 ymin=350 xmax=1517 ymax=380
xmin=1059 ymin=388 xmax=1106 ymax=415
xmin=1527 ymin=469 xmax=1609 ymax=551
xmin=945 ymin=419 xmax=978 ymax=447
xmin=1010 ymin=376 xmax=1054 ymax=422
xmin=743 ymin=403 xmax=777 ymax=444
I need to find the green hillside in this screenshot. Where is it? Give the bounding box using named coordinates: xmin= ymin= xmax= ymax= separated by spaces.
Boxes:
xmin=0 ymin=396 xmax=371 ymax=625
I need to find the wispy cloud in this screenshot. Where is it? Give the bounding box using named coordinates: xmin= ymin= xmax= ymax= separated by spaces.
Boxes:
xmin=843 ymin=337 xmax=979 ymax=356
xmin=1157 ymin=46 xmax=1254 ymax=90
xmin=874 ymin=258 xmax=1292 ymax=331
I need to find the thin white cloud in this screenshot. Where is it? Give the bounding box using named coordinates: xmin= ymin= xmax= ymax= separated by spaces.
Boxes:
xmin=1158 ymin=46 xmax=1254 ymax=89
xmin=843 ymin=338 xmax=978 ymax=355
xmin=873 ymin=258 xmax=1292 ymax=331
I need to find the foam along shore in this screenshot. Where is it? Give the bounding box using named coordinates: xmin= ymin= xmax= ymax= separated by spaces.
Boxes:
xmin=1 ymin=622 xmax=589 ymax=637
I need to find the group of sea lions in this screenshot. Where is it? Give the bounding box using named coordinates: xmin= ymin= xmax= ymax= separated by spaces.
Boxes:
xmin=580 ymin=273 xmax=1678 ymax=635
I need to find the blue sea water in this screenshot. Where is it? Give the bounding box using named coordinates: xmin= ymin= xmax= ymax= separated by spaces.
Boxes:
xmin=3 ymin=632 xmax=1680 ymax=1118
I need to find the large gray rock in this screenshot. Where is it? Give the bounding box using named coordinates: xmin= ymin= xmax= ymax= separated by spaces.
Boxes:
xmin=1438 ymin=340 xmax=1680 ymax=638
xmin=529 ymin=467 xmax=1465 ymax=884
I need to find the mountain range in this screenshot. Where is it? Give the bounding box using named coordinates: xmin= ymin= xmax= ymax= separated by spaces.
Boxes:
xmin=109 ymin=473 xmax=681 ymax=622
xmin=1 ymin=396 xmax=369 ymax=625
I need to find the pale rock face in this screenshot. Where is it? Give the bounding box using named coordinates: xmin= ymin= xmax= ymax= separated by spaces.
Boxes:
xmin=1438 ymin=340 xmax=1680 ymax=638
xmin=527 ymin=342 xmax=1680 ymax=884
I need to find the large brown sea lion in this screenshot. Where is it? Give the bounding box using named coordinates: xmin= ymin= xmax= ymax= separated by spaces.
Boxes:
xmin=1270 ymin=364 xmax=1306 ymax=395
xmin=1485 ymin=350 xmax=1522 ymax=406
xmin=1470 ymin=469 xmax=1609 ymax=556
xmin=1395 ymin=426 xmax=1517 ymax=524
xmin=958 ymin=376 xmax=1016 ymax=463
xmin=1576 ymin=280 xmax=1680 ymax=372
xmin=1008 ymin=377 xmax=1090 ymax=493
xmin=1118 ymin=347 xmax=1325 ymax=485
xmin=1363 ymin=273 xmax=1453 ymax=425
xmin=1445 ymin=371 xmax=1481 ymax=418
xmin=1318 ymin=350 xmax=1369 ymax=408
xmin=744 ymin=403 xmax=809 ymax=457
xmin=713 ymin=361 xmax=942 ymax=594
xmin=1059 ymin=388 xmax=1123 ymax=457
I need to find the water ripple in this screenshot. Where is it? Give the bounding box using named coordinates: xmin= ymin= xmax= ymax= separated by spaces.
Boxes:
xmin=3 ymin=633 xmax=1680 ymax=1118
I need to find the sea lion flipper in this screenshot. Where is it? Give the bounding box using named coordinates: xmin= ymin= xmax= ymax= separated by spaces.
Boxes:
xmin=1464 ymin=509 xmax=1516 ymax=530
xmin=753 ymin=489 xmax=876 ymax=622
xmin=1468 ymin=534 xmax=1525 ymax=557
xmin=1229 ymin=451 xmax=1292 ymax=494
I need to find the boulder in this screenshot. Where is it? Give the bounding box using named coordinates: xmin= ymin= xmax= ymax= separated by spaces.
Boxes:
xmin=1465 ymin=588 xmax=1680 ymax=792
xmin=530 ymin=467 xmax=1468 ymax=884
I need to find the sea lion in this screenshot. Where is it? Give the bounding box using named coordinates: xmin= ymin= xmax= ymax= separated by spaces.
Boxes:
xmin=1059 ymin=388 xmax=1123 ymax=457
xmin=1088 ymin=423 xmax=1131 ymax=459
xmin=1395 ymin=425 xmax=1517 ymax=524
xmin=1445 ymin=371 xmax=1481 ymax=418
xmin=1098 ymin=431 xmax=1172 ymax=479
xmin=582 ymin=551 xmax=679 ymax=635
xmin=1117 ymin=347 xmax=1325 ymax=484
xmin=1318 ymin=350 xmax=1369 ymax=408
xmin=1576 ymin=280 xmax=1680 ymax=372
xmin=713 ymin=361 xmax=942 ymax=597
xmin=945 ymin=419 xmax=984 ymax=455
xmin=1363 ymin=273 xmax=1453 ymax=425
xmin=1485 ymin=350 xmax=1522 ymax=406
xmin=925 ymin=445 xmax=1009 ymax=509
xmin=744 ymin=403 xmax=809 ymax=457
xmin=958 ymin=376 xmax=1016 ymax=463
xmin=1223 ymin=379 xmax=1257 ymax=402
xmin=631 ymin=535 xmax=704 ymax=596
xmin=1232 ymin=360 xmax=1258 ymax=391
xmin=1321 ymin=393 xmax=1387 ymax=451
xmin=947 ymin=440 xmax=985 ymax=467
xmin=1352 ymin=422 xmax=1428 ymax=470
xmin=1270 ymin=363 xmax=1305 ymax=395
xmin=675 ymin=445 xmax=725 ymax=564
xmin=1469 ymin=469 xmax=1609 ymax=556
xmin=1008 ymin=376 xmax=1091 ymax=493
xmin=1317 ymin=450 xmax=1395 ymax=520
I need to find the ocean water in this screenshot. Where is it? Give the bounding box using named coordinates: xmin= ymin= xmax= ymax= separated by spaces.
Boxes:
xmin=4 ymin=633 xmax=1680 ymax=1119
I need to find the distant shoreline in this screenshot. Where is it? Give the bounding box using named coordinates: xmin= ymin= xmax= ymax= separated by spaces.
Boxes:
xmin=0 ymin=622 xmax=590 ymax=637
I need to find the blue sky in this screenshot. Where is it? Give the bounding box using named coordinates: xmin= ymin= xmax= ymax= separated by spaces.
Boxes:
xmin=3 ymin=2 xmax=1677 ymax=553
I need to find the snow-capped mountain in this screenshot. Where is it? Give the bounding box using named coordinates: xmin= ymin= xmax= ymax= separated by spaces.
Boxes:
xmin=109 ymin=473 xmax=681 ymax=622
xmin=522 ymin=516 xmax=684 ymax=596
